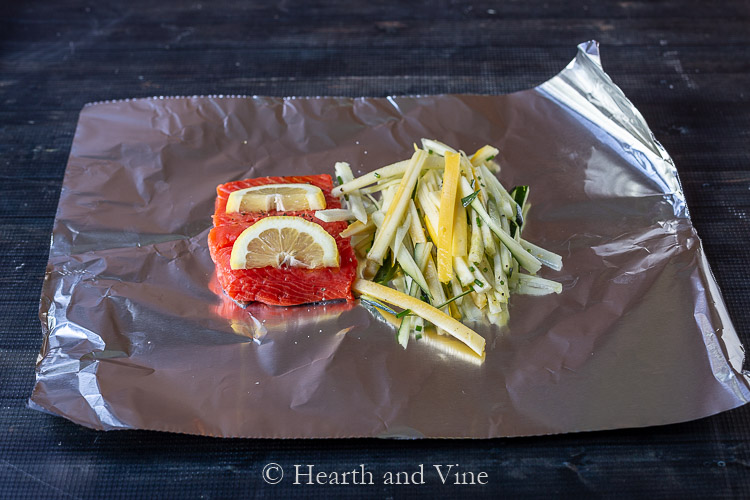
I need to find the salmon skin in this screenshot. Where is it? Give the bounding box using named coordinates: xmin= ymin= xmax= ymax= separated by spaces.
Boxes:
xmin=208 ymin=174 xmax=356 ymax=306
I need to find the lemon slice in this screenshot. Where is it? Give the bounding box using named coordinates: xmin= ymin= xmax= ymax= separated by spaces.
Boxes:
xmin=226 ymin=183 xmax=326 ymax=213
xmin=230 ymin=216 xmax=339 ymax=270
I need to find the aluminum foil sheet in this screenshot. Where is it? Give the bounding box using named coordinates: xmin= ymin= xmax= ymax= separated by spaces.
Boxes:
xmin=30 ymin=41 xmax=750 ymax=438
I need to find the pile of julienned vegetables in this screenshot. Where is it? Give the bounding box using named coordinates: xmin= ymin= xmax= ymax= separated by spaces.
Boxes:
xmin=314 ymin=139 xmax=563 ymax=357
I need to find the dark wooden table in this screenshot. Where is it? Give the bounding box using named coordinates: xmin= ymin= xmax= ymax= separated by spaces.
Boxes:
xmin=2 ymin=1 xmax=749 ymax=497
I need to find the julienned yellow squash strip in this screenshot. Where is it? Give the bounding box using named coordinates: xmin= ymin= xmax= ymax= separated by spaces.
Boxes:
xmin=470 ymin=145 xmax=499 ymax=166
xmin=408 ymin=199 xmax=427 ymax=244
xmin=417 ymin=184 xmax=440 ymax=243
xmin=424 ymin=216 xmax=438 ymax=244
xmin=366 ymin=150 xmax=428 ymax=272
xmin=468 ymin=211 xmax=484 ymax=265
xmin=340 ymin=219 xmax=375 ymax=238
xmin=352 ymin=279 xmax=486 ymax=356
xmin=422 ymin=253 xmax=448 ymax=313
xmin=437 ymin=151 xmax=461 ymax=282
xmin=452 ymin=199 xmax=468 ymax=256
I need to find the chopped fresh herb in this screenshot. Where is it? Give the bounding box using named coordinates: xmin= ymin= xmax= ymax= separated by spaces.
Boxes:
xmin=486 ymin=155 xmax=495 ymax=161
xmin=373 ymin=256 xmax=399 ymax=284
xmin=428 ymin=149 xmax=434 ymax=155
xmin=415 ymin=333 xmax=423 ymax=339
xmin=500 ymin=280 xmax=505 ymax=285
xmin=435 ymin=286 xmax=475 ymax=309
xmin=373 ymin=172 xmax=381 ymax=178
xmin=344 ymin=194 xmax=349 ymax=201
xmin=461 ymin=189 xmax=480 ymax=207
xmin=476 ymin=216 xmax=482 ymax=227
xmin=483 ymin=267 xmax=488 ymax=272
xmin=415 ymin=325 xmax=422 ymax=332
xmin=396 ymin=309 xmax=411 ymax=319
xmin=336 ymin=175 xmax=343 ymax=186
xmin=474 ymin=279 xmax=484 ymax=288
xmin=469 ymin=266 xmax=475 ymax=272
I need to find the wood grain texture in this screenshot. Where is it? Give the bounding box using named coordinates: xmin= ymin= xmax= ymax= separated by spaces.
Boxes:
xmin=1 ymin=0 xmax=749 ymax=498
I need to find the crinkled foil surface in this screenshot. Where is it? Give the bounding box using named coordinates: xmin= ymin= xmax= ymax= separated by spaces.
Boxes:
xmin=30 ymin=42 xmax=750 ymax=438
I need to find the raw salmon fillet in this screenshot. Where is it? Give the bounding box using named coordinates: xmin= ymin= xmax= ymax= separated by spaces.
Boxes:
xmin=213 ymin=174 xmax=341 ymax=227
xmin=208 ymin=174 xmax=356 ymax=306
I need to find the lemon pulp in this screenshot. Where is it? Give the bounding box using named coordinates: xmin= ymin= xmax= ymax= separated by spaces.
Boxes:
xmin=226 ymin=183 xmax=326 ymax=213
xmin=230 ymin=216 xmax=339 ymax=270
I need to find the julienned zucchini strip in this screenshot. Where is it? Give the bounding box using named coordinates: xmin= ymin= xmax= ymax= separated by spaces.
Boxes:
xmin=364 ymin=150 xmax=427 ymax=276
xmin=332 ymin=139 xmax=563 ymax=357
